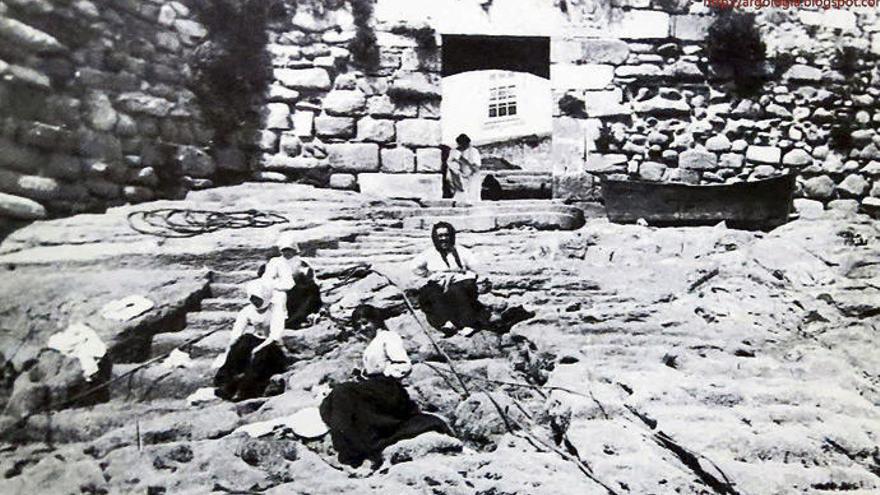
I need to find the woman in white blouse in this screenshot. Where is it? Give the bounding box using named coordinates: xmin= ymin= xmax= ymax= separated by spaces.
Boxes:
xmin=319 ymin=305 xmax=451 ymax=469
xmin=213 ymin=280 xmax=287 ymax=401
xmin=411 ymin=221 xmax=491 ymax=336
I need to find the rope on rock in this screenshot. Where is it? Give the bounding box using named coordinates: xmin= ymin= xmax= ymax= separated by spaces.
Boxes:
xmin=127 ymin=208 xmax=289 ymax=238
xmin=368 ymin=268 xmax=619 ymax=495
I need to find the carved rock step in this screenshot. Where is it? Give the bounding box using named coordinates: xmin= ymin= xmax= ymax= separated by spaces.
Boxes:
xmin=149 ymin=328 xmax=307 ymax=359
xmin=373 ymin=201 xmax=580 ymax=220
xmin=402 ymin=211 xmax=584 ymax=232
xmin=109 ymin=359 xmax=214 ymax=401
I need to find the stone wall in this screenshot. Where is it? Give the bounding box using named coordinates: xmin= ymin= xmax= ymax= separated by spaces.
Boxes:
xmin=2 ymin=0 xmax=879 ymax=226
xmin=250 ymin=0 xmax=880 ymax=209
xmin=550 ymin=6 xmax=880 ymax=211
xmin=0 ymin=0 xmax=215 ymax=227
xmin=252 ymin=1 xmax=445 ymax=200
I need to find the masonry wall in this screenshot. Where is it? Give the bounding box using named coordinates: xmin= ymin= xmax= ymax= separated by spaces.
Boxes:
xmin=0 ymin=0 xmax=217 ymax=226
xmin=2 ymin=0 xmax=879 ymax=228
xmin=251 ymin=0 xmax=880 ymax=210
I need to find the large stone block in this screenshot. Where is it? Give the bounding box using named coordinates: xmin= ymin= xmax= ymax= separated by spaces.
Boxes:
xmin=671 ymin=15 xmax=713 ymax=41
xmin=679 ymin=148 xmax=717 ymax=170
xmin=357 ymin=117 xmax=395 ymax=143
xmin=638 ymin=161 xmax=666 ymax=181
xmin=358 ymin=173 xmax=442 ymax=199
xmin=389 ymin=72 xmax=440 ymax=100
xmin=380 ymin=147 xmax=415 ymax=173
xmin=552 ymin=39 xmax=629 ymax=65
xmin=329 ymin=173 xmax=357 ymax=190
xmin=615 ymin=64 xmax=662 ymax=78
xmin=633 ymin=94 xmax=690 ymax=116
xmin=367 ymin=95 xmax=418 ymax=118
xmin=84 ymin=92 xmax=117 ymax=132
xmin=803 ymin=175 xmax=835 ymax=199
xmin=117 ymin=92 xmax=173 ymax=117
xmin=0 ymin=192 xmax=46 ymax=220
xmin=782 ymin=148 xmax=812 ymax=167
xmin=275 ymin=68 xmax=332 ymax=90
xmin=798 ymin=11 xmax=856 ymax=31
xmin=0 ymin=16 xmax=65 ymax=53
xmin=745 ymin=145 xmax=781 ymax=165
xmin=327 ymin=143 xmax=379 ymax=172
xmin=551 ymin=64 xmax=614 ymax=90
xmin=0 ymin=169 xmax=86 ymax=201
xmin=583 ymin=89 xmax=630 ymax=117
xmin=264 ymin=103 xmax=291 ymax=130
xmin=292 ymin=111 xmax=314 ymax=137
xmin=416 ymin=148 xmax=442 ymax=173
xmin=264 ymin=155 xmax=323 ymax=171
xmin=315 ymin=115 xmax=355 ymax=138
xmin=783 ymin=64 xmax=822 ymax=83
xmin=323 ymin=90 xmax=366 ymax=116
xmin=396 ymin=119 xmax=441 ymax=147
xmin=608 ymin=11 xmax=670 ymax=39
xmin=176 ymin=146 xmax=216 ymax=178
xmin=837 ymin=174 xmax=869 ymax=198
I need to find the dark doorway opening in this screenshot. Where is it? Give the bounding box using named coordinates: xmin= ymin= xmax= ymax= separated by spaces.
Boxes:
xmin=441 ymin=35 xmax=550 ymax=79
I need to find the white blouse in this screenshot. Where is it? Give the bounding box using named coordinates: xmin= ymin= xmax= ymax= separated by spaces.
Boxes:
xmin=230 ymin=305 xmax=272 ymax=341
xmin=362 ymin=330 xmax=412 ymax=379
xmin=411 ymin=246 xmax=479 ymax=278
xmin=262 ymin=256 xmax=314 ymax=292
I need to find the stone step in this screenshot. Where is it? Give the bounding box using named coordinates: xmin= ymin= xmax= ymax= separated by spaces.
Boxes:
xmin=402 ymin=211 xmax=583 ymax=232
xmin=201 ymin=297 xmax=244 ymax=312
xmin=374 ymin=202 xmax=579 ymax=220
xmin=186 ymin=310 xmax=238 ymax=327
xmin=150 ymin=328 xmax=308 ymax=360
xmin=109 ymin=359 xmax=213 ymax=401
xmin=313 ymin=247 xmax=419 ymax=258
xmin=151 ymin=328 xmax=231 ymax=359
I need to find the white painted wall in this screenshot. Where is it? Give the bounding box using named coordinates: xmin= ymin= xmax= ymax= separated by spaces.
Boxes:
xmin=441 ymin=70 xmax=552 ymax=147
xmin=375 ymin=0 xmax=566 ymax=36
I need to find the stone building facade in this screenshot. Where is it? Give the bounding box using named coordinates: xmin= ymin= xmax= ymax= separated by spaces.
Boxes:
xmin=1 ymin=0 xmax=879 ymax=226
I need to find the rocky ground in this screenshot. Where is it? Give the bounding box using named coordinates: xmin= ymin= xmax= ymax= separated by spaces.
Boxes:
xmin=0 ymin=183 xmax=878 ymax=494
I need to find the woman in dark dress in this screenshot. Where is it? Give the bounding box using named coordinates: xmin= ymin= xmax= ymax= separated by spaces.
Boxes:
xmin=319 ymin=305 xmax=452 ymax=468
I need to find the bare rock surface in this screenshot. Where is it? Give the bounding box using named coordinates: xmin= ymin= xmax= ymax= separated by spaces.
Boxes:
xmin=0 ymin=184 xmax=879 ymax=493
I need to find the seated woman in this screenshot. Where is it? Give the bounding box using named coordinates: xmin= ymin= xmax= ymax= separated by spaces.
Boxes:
xmin=319 ymin=305 xmax=452 ymax=469
xmin=213 ymin=280 xmax=287 ymax=401
xmin=259 ymin=232 xmax=322 ymax=330
xmin=411 ymin=222 xmax=534 ymax=336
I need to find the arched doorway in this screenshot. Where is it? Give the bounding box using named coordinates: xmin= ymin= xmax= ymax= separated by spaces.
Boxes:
xmin=440 ymin=35 xmax=553 ymax=200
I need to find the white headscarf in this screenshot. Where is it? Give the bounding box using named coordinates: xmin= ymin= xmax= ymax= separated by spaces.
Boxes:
xmin=276 ymin=231 xmax=299 ymax=252
xmin=245 ymin=279 xmax=271 ymax=310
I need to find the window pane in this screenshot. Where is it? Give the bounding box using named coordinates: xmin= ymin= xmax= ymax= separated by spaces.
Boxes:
xmin=498 ymin=106 xmax=507 ymax=117
xmin=489 ymin=106 xmax=497 ymax=117
xmin=509 ymin=104 xmax=517 ymax=116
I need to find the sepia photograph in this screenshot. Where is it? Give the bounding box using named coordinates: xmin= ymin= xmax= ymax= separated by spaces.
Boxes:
xmin=0 ymin=0 xmax=879 ymax=493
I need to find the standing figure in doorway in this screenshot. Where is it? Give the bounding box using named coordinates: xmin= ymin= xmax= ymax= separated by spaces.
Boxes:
xmin=447 ymin=133 xmax=482 ymax=201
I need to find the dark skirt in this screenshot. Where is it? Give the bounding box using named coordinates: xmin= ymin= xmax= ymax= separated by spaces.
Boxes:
xmin=256 ymin=262 xmax=323 ymax=328
xmin=285 ymin=277 xmax=322 ymax=328
xmin=319 ymin=375 xmax=451 ymax=467
xmin=417 ymin=278 xmax=535 ymax=334
xmin=214 ymin=334 xmax=287 ymax=401
xmin=417 ymin=278 xmax=491 ymax=331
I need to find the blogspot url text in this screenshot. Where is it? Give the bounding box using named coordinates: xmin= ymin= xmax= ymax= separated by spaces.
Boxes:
xmin=705 ymin=0 xmax=878 ymax=8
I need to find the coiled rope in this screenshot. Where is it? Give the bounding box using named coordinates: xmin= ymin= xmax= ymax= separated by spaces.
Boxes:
xmin=127 ymin=208 xmax=289 ymax=238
